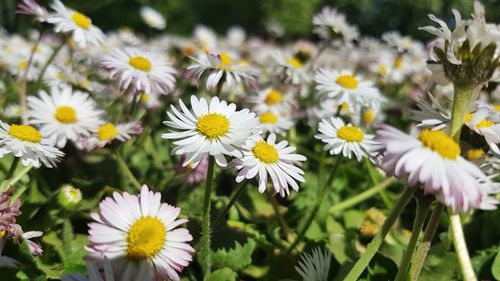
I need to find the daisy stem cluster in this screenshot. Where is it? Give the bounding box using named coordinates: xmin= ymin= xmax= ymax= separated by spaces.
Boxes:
xmin=343 ymin=187 xmax=416 ymax=281
xmin=286 ymin=156 xmax=342 ymax=254
xmin=200 ymin=156 xmax=215 ymax=278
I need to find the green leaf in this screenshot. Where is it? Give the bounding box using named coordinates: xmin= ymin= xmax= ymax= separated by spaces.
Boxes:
xmin=212 ymin=239 xmax=256 ymax=272
xmin=62 ymin=234 xmax=89 ymax=275
xmin=342 ymin=210 xmax=365 ymax=229
xmin=206 ymin=267 xmax=237 ymax=281
xmin=492 ymin=248 xmax=500 ymax=280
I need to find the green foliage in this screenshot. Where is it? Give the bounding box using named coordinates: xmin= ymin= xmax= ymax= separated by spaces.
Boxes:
xmin=212 ymin=239 xmax=256 ymax=272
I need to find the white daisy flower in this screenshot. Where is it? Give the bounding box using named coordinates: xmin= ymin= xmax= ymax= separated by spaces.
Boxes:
xmin=249 ymin=88 xmax=295 ymax=115
xmin=46 ymin=0 xmax=105 ymax=48
xmin=295 ymin=247 xmax=332 ymax=281
xmin=17 ymin=0 xmax=50 ymax=22
xmin=410 ymin=92 xmax=451 ymax=131
xmin=375 ymin=124 xmax=499 ymax=212
xmin=312 ymin=7 xmax=359 ymax=42
xmin=464 ymin=107 xmax=500 ymax=154
xmin=271 ymin=51 xmax=308 ymax=85
xmin=25 ymin=86 xmax=105 ymax=148
xmin=231 ymin=133 xmax=306 ymax=197
xmin=76 ymin=121 xmax=143 ymax=151
xmin=140 ymin=6 xmax=166 ymax=30
xmin=193 ymin=25 xmax=217 ymax=51
xmin=162 ymin=95 xmax=260 ymax=168
xmin=100 ymin=48 xmax=177 ymax=94
xmin=382 ymin=31 xmax=422 ymax=55
xmin=183 ymin=52 xmax=258 ymax=91
xmin=314 ymin=69 xmax=384 ymax=110
xmin=86 ymin=185 xmax=194 ymax=281
xmin=315 ymin=117 xmax=376 ymax=161
xmin=0 ymin=121 xmax=64 ymax=168
xmin=258 ymin=111 xmax=294 ymax=136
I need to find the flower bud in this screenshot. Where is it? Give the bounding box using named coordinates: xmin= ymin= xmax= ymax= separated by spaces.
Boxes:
xmin=57 ymin=185 xmax=82 ymax=211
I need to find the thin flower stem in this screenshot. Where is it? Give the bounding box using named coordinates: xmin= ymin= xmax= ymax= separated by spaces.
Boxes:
xmin=213 ymin=180 xmax=248 ymax=228
xmin=201 ymin=156 xmax=215 ymax=278
xmin=328 ymin=177 xmax=396 ymax=214
xmin=449 ymin=210 xmax=477 ymax=281
xmin=114 ymin=152 xmax=141 ymax=190
xmin=1 ymin=164 xmax=33 ymax=192
xmin=6 ymin=157 xmax=20 ymax=179
xmin=394 ymin=193 xmax=432 ymax=281
xmin=129 ymin=91 xmax=141 ymax=119
xmin=34 ymin=38 xmax=66 ymax=92
xmin=19 ymin=29 xmax=44 ymax=112
xmin=407 ymin=203 xmax=445 ymax=281
xmin=343 ymin=187 xmax=416 ymax=281
xmin=285 ymin=156 xmax=342 ymax=254
xmin=267 ymin=190 xmax=291 ymax=239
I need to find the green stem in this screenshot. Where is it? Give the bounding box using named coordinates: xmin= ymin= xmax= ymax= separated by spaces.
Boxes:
xmin=115 ymin=152 xmax=141 ymax=190
xmin=62 ymin=218 xmax=73 ymax=255
xmin=407 ymin=203 xmax=445 ymax=281
xmin=449 ymin=210 xmax=477 ymax=281
xmin=268 ymin=190 xmax=291 ymax=239
xmin=201 ymin=156 xmax=215 ymax=278
xmin=6 ymin=157 xmax=20 ymax=179
xmin=20 ymin=29 xmax=44 ymax=112
xmin=213 ymin=181 xmax=248 ymax=228
xmin=285 ymin=156 xmax=342 ymax=254
xmin=34 ymin=39 xmax=66 ymax=92
xmin=394 ymin=193 xmax=432 ymax=281
xmin=449 ymin=84 xmax=473 ymax=141
xmin=343 ymin=187 xmax=416 ymax=281
xmin=328 ymin=177 xmax=396 ymax=214
xmin=1 ymin=164 xmax=32 ymax=192
xmin=129 ymin=91 xmax=141 ymax=119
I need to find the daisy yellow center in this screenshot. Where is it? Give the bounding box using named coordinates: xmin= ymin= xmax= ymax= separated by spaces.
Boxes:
xmin=419 ymin=129 xmax=460 ymax=160
xmin=219 ymin=53 xmax=232 ymax=71
xmin=341 ymin=102 xmax=349 ymax=111
xmin=252 ymin=141 xmax=279 ymax=164
xmin=55 ymin=106 xmax=77 ymax=124
xmin=493 ymin=104 xmax=500 ymax=111
xmin=464 ymin=113 xmax=494 ymax=128
xmin=140 ymin=93 xmax=150 ymax=103
xmin=259 ymin=112 xmax=278 ymax=124
xmin=466 ymin=148 xmax=484 ymax=160
xmin=97 ymin=123 xmax=118 ymax=141
xmin=197 ymin=114 xmax=230 ymax=139
xmin=363 ymin=108 xmax=375 ymax=124
xmin=129 ymin=56 xmax=152 ymax=72
xmin=18 ymin=60 xmax=28 ymax=70
xmin=0 ymin=230 xmax=5 ymax=239
xmin=287 ymin=57 xmax=302 ymax=69
xmin=71 ymin=12 xmax=92 ymax=30
xmin=378 ymin=65 xmax=388 ymax=75
xmin=127 ymin=216 xmax=166 ymax=260
xmin=8 ymin=124 xmax=42 ymax=143
xmin=264 ymin=89 xmax=283 ymax=105
xmin=393 ymin=57 xmax=403 ymax=69
xmin=337 ymin=125 xmax=364 ymax=142
xmin=336 ymin=75 xmax=358 ymax=89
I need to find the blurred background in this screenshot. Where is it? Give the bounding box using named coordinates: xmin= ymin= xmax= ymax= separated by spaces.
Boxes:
xmin=1 ymin=0 xmax=500 ymax=40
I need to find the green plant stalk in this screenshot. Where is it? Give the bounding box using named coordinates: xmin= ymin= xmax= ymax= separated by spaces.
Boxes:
xmin=285 ymin=156 xmax=342 ymax=254
xmin=115 ymin=152 xmax=141 ymax=190
xmin=1 ymin=164 xmax=32 ymax=192
xmin=329 ymin=177 xmax=396 ymax=214
xmin=407 ymin=203 xmax=445 ymax=281
xmin=62 ymin=218 xmax=74 ymax=256
xmin=6 ymin=157 xmax=19 ymax=179
xmin=19 ymin=29 xmax=44 ymax=112
xmin=34 ymin=38 xmax=66 ymax=92
xmin=393 ymin=194 xmax=432 ymax=281
xmin=267 ymin=189 xmax=291 ymax=240
xmin=343 ymin=186 xmax=416 ymax=281
xmin=213 ymin=180 xmax=248 ymax=228
xmin=201 ymin=156 xmax=215 ymax=278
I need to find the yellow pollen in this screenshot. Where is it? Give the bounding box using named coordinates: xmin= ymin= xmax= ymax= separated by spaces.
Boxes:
xmin=127 ymin=216 xmax=166 ymax=260
xmin=464 ymin=113 xmax=494 ymax=128
xmin=341 ymin=102 xmax=349 ymax=111
xmin=259 ymin=112 xmax=278 ymax=124
xmin=219 ymin=53 xmax=232 ymax=71
xmin=140 ymin=93 xmax=150 ymax=103
xmin=252 ymin=141 xmax=279 ymax=164
xmin=129 ymin=56 xmax=152 ymax=72
xmin=18 ymin=60 xmax=28 ymax=70
xmin=493 ymin=104 xmax=500 ymax=111
xmin=393 ymin=57 xmax=403 ymax=69
xmin=337 ymin=125 xmax=364 ymax=142
xmin=378 ymin=65 xmax=388 ymax=75
xmin=419 ymin=129 xmax=460 ymax=159
xmin=336 ymin=75 xmax=359 ymax=89
xmin=8 ymin=124 xmax=42 ymax=143
xmin=97 ymin=123 xmax=118 ymax=141
xmin=197 ymin=113 xmax=230 ymax=139
xmin=264 ymin=89 xmax=283 ymax=105
xmin=287 ymin=57 xmax=302 ymax=69
xmin=55 ymin=106 xmax=77 ymax=124
xmin=363 ymin=108 xmax=375 ymax=124
xmin=466 ymin=148 xmax=484 ymax=160
xmin=71 ymin=11 xmax=92 ymax=29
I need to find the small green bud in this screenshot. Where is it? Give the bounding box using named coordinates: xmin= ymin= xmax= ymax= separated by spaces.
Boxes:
xmin=57 ymin=185 xmax=82 ymax=211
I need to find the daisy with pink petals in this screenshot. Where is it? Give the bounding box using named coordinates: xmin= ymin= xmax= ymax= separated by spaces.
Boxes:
xmin=86 ymin=185 xmax=194 ymax=281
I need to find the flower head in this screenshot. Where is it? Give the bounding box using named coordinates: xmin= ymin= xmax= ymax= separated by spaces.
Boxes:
xmin=140 ymin=6 xmax=166 ymax=30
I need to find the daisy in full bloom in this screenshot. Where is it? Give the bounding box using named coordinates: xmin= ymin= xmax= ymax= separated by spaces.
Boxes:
xmin=249 ymin=88 xmax=295 ymax=114
xmin=258 ymin=111 xmax=294 ymax=136
xmin=295 ymin=247 xmax=332 ymax=281
xmin=183 ymin=52 xmax=258 ymax=91
xmin=0 ymin=121 xmax=64 ymax=168
xmin=86 ymin=185 xmax=194 ymax=281
xmin=140 ymin=6 xmax=166 ymax=30
xmin=315 ymin=69 xmax=384 ymax=110
xmin=271 ymin=51 xmax=308 ymax=85
xmin=315 ymin=117 xmax=376 ymax=161
xmin=312 ymin=7 xmax=359 ymax=42
xmin=375 ymin=124 xmax=499 ymax=212
xmin=100 ymin=48 xmax=177 ymax=94
xmin=231 ymin=133 xmax=306 ymax=197
xmin=46 ymin=0 xmax=105 ymax=48
xmin=25 ymin=86 xmax=105 ymax=148
xmin=76 ymin=121 xmax=143 ymax=151
xmin=162 ymin=95 xmax=261 ymax=168
xmin=464 ymin=106 xmax=500 ymax=154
